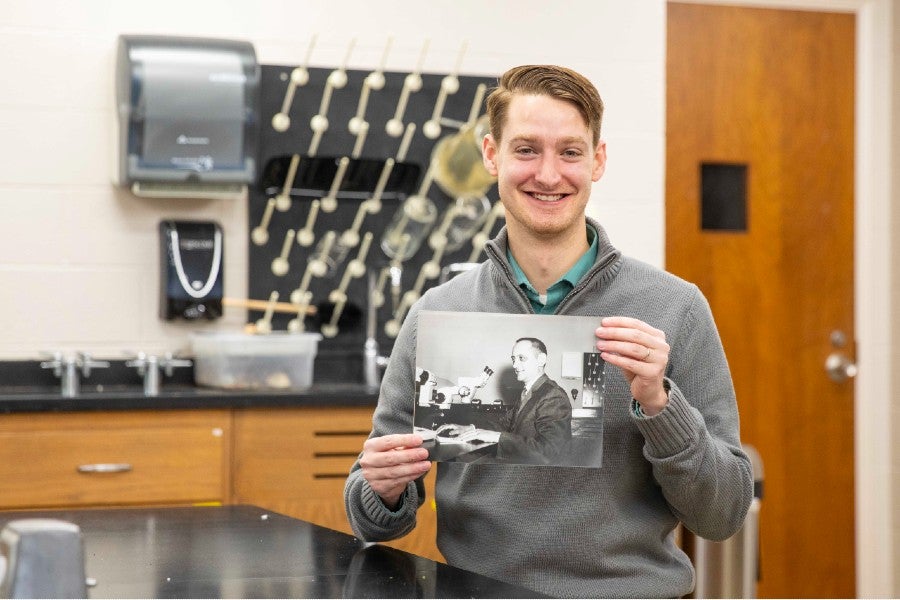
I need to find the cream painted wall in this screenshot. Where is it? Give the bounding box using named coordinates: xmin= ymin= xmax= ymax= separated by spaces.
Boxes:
xmin=5 ymin=0 xmax=898 ymax=595
xmin=0 ymin=0 xmax=665 ymax=359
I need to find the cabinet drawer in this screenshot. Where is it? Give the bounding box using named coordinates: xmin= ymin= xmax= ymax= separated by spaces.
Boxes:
xmin=0 ymin=410 xmax=230 ymax=508
xmin=233 ymin=407 xmax=373 ymax=501
xmin=231 ymin=406 xmax=443 ymax=561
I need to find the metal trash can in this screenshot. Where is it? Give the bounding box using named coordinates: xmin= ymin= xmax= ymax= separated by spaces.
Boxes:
xmin=693 ymin=444 xmax=763 ymax=599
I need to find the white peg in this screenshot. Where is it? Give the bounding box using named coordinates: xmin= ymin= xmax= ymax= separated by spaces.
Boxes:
xmin=371 ymin=266 xmax=391 ymax=308
xmin=323 ymin=233 xmax=373 ymax=339
xmin=385 ymin=289 xmax=420 ymax=338
xmin=365 ymin=71 xmax=386 ymax=91
xmin=310 ymin=114 xmax=329 ymax=133
xmin=413 ymin=258 xmax=442 ymax=294
xmin=422 ymin=41 xmax=467 ymax=139
xmin=307 ymin=39 xmax=354 ymax=153
xmin=271 ymin=113 xmax=291 ymax=133
xmin=290 ymin=284 xmax=313 ymax=309
xmin=275 ymin=154 xmax=301 ymax=211
xmin=291 ymin=63 xmax=311 ymax=87
xmin=328 ymin=68 xmax=348 ymax=89
xmin=396 ymin=123 xmax=416 ymax=163
xmin=385 ymin=319 xmax=401 ymax=338
xmin=307 ymin=127 xmax=325 ymax=157
xmin=348 ymin=85 xmax=371 ymax=136
xmin=271 ymin=229 xmax=296 ymax=276
xmin=417 ymin=163 xmax=435 ymax=197
xmin=309 ymin=258 xmax=328 ymax=278
xmin=467 ymin=83 xmax=487 ymax=126
xmin=309 ymin=231 xmax=336 ymax=278
xmin=251 ymin=198 xmax=276 ymax=246
xmin=368 ymin=36 xmax=392 ymax=91
xmin=429 ymin=203 xmax=458 ymax=251
xmin=297 ymin=200 xmax=320 ymax=247
xmin=271 ymin=35 xmax=317 ymax=132
xmin=255 ymin=291 xmax=280 ymax=334
xmin=351 ymin=120 xmax=369 ymax=158
xmin=367 ymin=157 xmax=394 ymax=214
xmin=349 ymin=38 xmax=392 ymax=135
xmin=287 ymin=232 xmax=334 ymax=331
xmin=385 ymin=39 xmax=429 ymax=137
xmin=321 ymin=157 xmax=350 ymax=213
xmin=287 ymin=288 xmax=313 ymax=332
xmin=341 ymin=199 xmax=372 ymax=249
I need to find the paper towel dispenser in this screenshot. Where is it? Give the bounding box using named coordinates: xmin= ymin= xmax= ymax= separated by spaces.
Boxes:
xmin=116 ymin=35 xmax=260 ymax=200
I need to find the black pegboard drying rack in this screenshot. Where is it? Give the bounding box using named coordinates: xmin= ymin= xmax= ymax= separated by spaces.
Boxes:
xmin=248 ymin=62 xmax=503 ymax=364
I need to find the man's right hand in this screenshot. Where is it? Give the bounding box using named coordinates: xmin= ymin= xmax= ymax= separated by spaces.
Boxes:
xmin=359 ymin=433 xmax=432 ymax=510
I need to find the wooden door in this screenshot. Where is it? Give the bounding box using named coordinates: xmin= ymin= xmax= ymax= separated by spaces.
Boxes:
xmin=666 ymin=4 xmax=855 ymax=598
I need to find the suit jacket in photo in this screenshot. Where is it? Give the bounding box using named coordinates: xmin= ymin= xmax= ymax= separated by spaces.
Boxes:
xmin=497 ymin=373 xmax=573 ymax=465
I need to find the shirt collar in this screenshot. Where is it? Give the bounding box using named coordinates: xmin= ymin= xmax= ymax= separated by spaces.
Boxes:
xmin=507 ymin=225 xmax=599 ymax=313
xmin=523 ymin=372 xmax=548 ymax=395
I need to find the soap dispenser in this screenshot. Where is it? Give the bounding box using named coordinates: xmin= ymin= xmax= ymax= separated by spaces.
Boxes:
xmin=159 ymin=220 xmax=224 ymax=320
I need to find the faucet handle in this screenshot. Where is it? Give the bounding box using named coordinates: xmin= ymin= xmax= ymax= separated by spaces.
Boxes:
xmin=124 ymin=352 xmax=191 ymax=395
xmin=125 ymin=352 xmax=149 ymax=376
xmin=77 ymin=352 xmax=110 ymax=378
xmin=39 ymin=351 xmax=65 ymax=376
xmin=158 ymin=353 xmax=192 ymax=377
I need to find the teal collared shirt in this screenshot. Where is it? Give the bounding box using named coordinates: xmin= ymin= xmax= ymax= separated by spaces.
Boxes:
xmin=507 ymin=225 xmax=598 ymax=314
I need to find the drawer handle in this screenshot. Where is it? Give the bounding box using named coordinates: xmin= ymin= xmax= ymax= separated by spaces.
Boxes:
xmin=77 ymin=463 xmax=133 ymax=474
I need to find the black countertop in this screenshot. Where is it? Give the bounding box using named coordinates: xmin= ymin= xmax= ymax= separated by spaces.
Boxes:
xmin=0 ymin=358 xmax=379 ymax=413
xmin=0 ymin=504 xmax=545 ymax=598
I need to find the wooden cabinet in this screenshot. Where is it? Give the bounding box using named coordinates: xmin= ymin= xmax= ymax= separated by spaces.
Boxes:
xmin=0 ymin=410 xmax=231 ymax=509
xmin=0 ymin=403 xmax=441 ymax=562
xmin=232 ymin=406 xmax=443 ymax=562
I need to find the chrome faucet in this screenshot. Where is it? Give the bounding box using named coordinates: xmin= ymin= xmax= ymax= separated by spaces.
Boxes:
xmin=40 ymin=352 xmax=110 ymax=397
xmin=388 ymin=264 xmax=403 ymax=312
xmin=364 ymin=272 xmax=390 ymax=392
xmin=363 ymin=337 xmax=389 ymax=393
xmin=126 ymin=352 xmax=192 ymax=396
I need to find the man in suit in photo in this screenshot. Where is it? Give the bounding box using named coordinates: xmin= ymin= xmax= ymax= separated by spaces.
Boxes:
xmin=497 ymin=337 xmax=572 ymax=464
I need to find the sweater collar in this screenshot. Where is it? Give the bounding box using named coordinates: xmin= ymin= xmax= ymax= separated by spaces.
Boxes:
xmin=486 ymin=217 xmax=622 ymax=289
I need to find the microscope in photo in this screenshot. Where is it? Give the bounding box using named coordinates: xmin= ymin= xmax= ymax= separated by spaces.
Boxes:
xmin=417 ymin=365 xmax=494 ymax=407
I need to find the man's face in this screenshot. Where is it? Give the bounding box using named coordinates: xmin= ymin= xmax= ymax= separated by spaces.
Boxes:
xmin=482 ymin=94 xmax=606 ymax=241
xmin=511 ymin=340 xmax=545 ymax=384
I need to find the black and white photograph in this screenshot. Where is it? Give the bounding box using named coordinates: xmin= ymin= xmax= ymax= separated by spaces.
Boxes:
xmin=414 ymin=310 xmax=605 ymax=467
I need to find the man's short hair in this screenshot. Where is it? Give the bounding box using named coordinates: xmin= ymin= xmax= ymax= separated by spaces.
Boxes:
xmin=514 ymin=337 xmax=548 ymax=357
xmin=485 ymin=64 xmax=604 ymax=146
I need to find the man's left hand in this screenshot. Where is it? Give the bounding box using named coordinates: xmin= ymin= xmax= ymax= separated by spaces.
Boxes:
xmin=595 ymin=316 xmax=670 ymax=416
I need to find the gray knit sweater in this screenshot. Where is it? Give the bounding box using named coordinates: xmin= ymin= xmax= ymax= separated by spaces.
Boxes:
xmin=344 ymin=218 xmax=753 ymax=598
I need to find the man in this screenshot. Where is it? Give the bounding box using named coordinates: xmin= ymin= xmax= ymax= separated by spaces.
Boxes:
xmin=344 ymin=64 xmax=753 ymax=598
xmin=497 ymin=337 xmax=571 ymax=465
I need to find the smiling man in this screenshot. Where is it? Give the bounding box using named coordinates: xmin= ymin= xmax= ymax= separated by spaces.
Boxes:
xmin=344 ymin=65 xmax=753 ymax=598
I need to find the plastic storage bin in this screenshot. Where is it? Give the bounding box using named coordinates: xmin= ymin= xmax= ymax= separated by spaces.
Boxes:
xmin=190 ymin=332 xmax=321 ymax=390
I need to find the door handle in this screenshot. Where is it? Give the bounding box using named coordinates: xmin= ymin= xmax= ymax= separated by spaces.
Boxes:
xmin=825 ymin=352 xmax=857 ymax=382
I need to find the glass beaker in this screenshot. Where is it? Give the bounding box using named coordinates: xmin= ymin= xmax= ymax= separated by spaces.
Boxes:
xmin=431 ymin=114 xmax=496 ymax=200
xmin=380 ymin=195 xmax=438 ymax=261
xmin=444 ymin=195 xmax=491 ymax=252
xmin=308 ymin=231 xmax=348 ymax=278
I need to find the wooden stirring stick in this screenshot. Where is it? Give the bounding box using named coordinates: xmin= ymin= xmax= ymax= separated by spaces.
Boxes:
xmin=223 ymin=297 xmax=317 ymax=315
